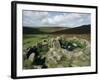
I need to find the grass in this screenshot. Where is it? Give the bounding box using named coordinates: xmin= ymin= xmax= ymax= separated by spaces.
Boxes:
xmin=23 ymin=34 xmax=90 ymax=50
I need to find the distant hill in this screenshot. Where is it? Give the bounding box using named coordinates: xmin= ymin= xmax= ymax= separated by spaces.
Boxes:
xmin=23 ymin=27 xmax=67 ymax=34
xmin=23 ymin=27 xmax=43 ymax=34
xmin=38 ymin=27 xmax=67 ymax=33
xmin=23 ymin=25 xmax=90 ymax=34
xmin=52 ymin=25 xmax=91 ymax=34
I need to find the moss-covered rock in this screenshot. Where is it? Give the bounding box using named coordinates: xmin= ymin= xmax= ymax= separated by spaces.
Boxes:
xmin=23 ymin=36 xmax=90 ymax=69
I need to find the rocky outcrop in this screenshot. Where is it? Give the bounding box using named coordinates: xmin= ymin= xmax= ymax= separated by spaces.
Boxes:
xmin=23 ymin=36 xmax=90 ymax=69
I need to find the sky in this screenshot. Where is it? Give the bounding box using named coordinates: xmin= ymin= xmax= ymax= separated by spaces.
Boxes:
xmin=22 ymin=10 xmax=91 ymax=28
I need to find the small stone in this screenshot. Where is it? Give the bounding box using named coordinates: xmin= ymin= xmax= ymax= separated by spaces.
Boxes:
xmin=28 ymin=53 xmax=35 ymax=62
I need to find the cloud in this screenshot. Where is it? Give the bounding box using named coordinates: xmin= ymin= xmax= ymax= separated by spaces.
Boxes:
xmin=22 ymin=11 xmax=48 ymax=26
xmin=23 ymin=10 xmax=91 ymax=27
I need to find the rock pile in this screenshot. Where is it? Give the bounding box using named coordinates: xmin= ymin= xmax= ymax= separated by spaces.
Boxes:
xmin=23 ymin=36 xmax=90 ymax=69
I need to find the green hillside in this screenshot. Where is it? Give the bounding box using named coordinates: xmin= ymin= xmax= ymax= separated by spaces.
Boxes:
xmin=23 ymin=27 xmax=68 ymax=34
